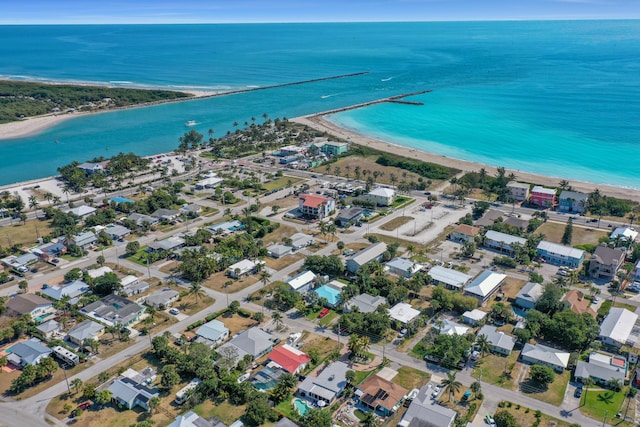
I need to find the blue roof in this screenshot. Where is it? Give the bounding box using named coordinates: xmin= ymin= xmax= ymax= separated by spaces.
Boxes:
xmin=110 ymin=197 xmax=134 ymax=203
xmin=315 ymin=285 xmax=342 ymax=306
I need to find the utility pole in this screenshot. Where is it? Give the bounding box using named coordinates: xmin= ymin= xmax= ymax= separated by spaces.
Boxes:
xmin=61 ymin=366 xmax=71 ymax=395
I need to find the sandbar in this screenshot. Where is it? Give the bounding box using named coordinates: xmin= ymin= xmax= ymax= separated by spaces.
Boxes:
xmin=293 ymin=114 xmax=640 ymax=204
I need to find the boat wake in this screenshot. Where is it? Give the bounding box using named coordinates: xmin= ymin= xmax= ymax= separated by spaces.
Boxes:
xmin=321 ymin=94 xmax=339 ymax=99
xmin=381 ymin=77 xmax=393 ymax=82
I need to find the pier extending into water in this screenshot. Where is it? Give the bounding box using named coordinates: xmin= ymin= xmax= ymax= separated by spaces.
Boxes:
xmin=307 ymin=89 xmax=431 ymax=117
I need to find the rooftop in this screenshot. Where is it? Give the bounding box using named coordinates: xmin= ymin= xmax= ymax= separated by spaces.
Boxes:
xmin=287 ymin=270 xmax=316 ymax=291
xmin=388 ymin=302 xmax=421 ymax=324
xmin=531 ymin=186 xmax=557 ymax=195
xmin=299 ymin=193 xmax=333 ymax=208
xmin=600 ymin=307 xmax=638 ymax=344
xmin=358 ymin=374 xmax=408 ymax=411
xmin=537 ymin=241 xmax=585 ymax=259
xmin=521 ymin=343 xmax=570 ymax=369
xmin=427 ymin=266 xmax=472 ymax=288
xmin=268 ymin=344 xmax=311 ymax=373
xmin=484 ymin=230 xmax=527 ymax=246
xmin=464 ymin=270 xmax=506 ymax=298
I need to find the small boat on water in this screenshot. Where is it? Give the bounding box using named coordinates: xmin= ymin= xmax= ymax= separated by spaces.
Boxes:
xmin=185 ymin=120 xmax=196 ymax=127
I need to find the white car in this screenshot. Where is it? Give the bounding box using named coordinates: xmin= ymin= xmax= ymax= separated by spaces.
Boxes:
xmin=169 ymin=308 xmax=180 ymax=315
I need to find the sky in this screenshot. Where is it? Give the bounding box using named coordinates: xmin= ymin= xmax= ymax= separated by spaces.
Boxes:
xmin=2 ymin=0 xmax=639 ymax=24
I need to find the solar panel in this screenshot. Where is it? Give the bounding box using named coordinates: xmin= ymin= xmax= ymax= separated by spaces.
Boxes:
xmin=375 ymin=389 xmax=389 ymax=400
xmin=361 ymin=394 xmax=377 ymax=405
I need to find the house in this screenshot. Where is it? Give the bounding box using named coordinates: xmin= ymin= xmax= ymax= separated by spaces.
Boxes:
xmin=208 ymin=220 xmax=244 ymax=235
xmin=298 ymin=194 xmax=335 ymax=220
xmin=104 ymin=224 xmax=131 ymax=240
xmin=290 ymin=233 xmax=314 ymax=250
xmin=561 ymin=289 xmax=596 ymax=318
xmin=356 ymin=374 xmax=408 ymax=416
xmin=515 ymin=282 xmax=544 ymax=309
xmin=610 ymin=227 xmax=638 ymax=244
xmin=227 ymin=259 xmax=262 ymax=279
xmin=589 ymin=246 xmax=625 ymax=279
xmin=108 ymin=375 xmax=159 ymax=411
xmin=128 ymin=213 xmax=159 ymax=228
xmin=216 ymin=327 xmax=273 ymax=365
xmin=168 ymin=411 xmax=220 ymax=427
xmin=450 ymin=224 xmax=481 ymax=243
xmin=386 ymin=257 xmax=422 ymax=278
xmin=575 ymin=352 xmax=627 ymax=385
xmin=274 ymin=418 xmax=298 ymax=427
xmin=196 ymin=319 xmax=229 ymax=348
xmin=195 ymin=176 xmax=224 ymax=190
xmin=36 ymin=319 xmax=61 ymax=340
xmin=267 ymin=344 xmax=311 ymax=374
xmin=464 ymin=271 xmax=506 ymax=305
xmin=320 ymin=141 xmax=349 ymax=156
xmin=77 ymin=161 xmax=107 ymax=174
xmin=122 ymin=277 xmax=150 ymax=297
xmin=336 ymin=207 xmax=365 ymax=227
xmin=68 ymin=231 xmax=97 ymax=249
xmin=67 ymin=320 xmax=105 ymax=346
xmin=364 ymin=187 xmax=396 ymax=207
xmin=345 ymin=294 xmax=388 ymax=314
xmin=482 ymin=230 xmax=527 ymax=256
xmin=536 ymin=240 xmax=585 ymax=268
xmin=150 ymin=208 xmax=181 ymax=222
xmin=86 ymin=266 xmax=113 ymax=280
xmin=399 ymin=384 xmax=457 ymax=427
xmin=7 ymin=294 xmax=55 ymax=322
xmin=42 ymin=280 xmax=89 ymax=301
xmin=346 ymin=242 xmax=387 ymax=273
xmin=287 ymin=270 xmax=316 ymax=294
xmin=477 ymin=325 xmax=517 ymax=356
xmin=32 ymin=240 xmax=67 ymax=261
xmin=599 ymin=308 xmax=638 ymax=348
xmin=6 ymin=339 xmax=52 ymax=367
xmin=268 ymin=244 xmax=293 ymax=259
xmin=530 ymin=186 xmax=557 ymax=208
xmin=474 ymin=209 xmax=505 ymax=228
xmin=297 ymin=361 xmax=349 ymax=404
xmin=180 ymin=204 xmax=202 ymax=216
xmin=388 ymin=302 xmax=421 ymax=325
xmin=145 ymin=288 xmax=180 ymax=309
xmin=147 ymin=236 xmax=186 ymax=252
xmin=521 ymin=343 xmax=570 ymax=372
xmin=313 ymin=284 xmax=342 ymax=308
xmin=558 ymin=190 xmax=588 ymax=213
xmin=436 ymin=319 xmax=470 ymax=336
xmin=462 ymin=309 xmax=488 ymax=326
xmin=81 ymin=294 xmax=145 ymax=327
xmin=506 ymin=181 xmax=530 ymax=202
xmin=427 ymin=266 xmax=472 ymax=290
xmin=66 ymin=205 xmax=97 ymax=218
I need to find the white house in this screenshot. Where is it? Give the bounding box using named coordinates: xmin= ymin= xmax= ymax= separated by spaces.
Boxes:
xmin=195 ymin=319 xmax=229 ymax=348
xmin=297 ymin=361 xmax=349 ymax=404
xmin=462 ymin=309 xmax=488 ymax=326
xmin=483 ymin=230 xmax=527 ymax=256
xmin=610 ymin=227 xmax=638 ymax=244
xmin=599 ymin=307 xmax=638 ymax=348
xmin=385 ymin=257 xmax=422 ymax=278
xmin=388 ymin=302 xmax=421 ymax=325
xmin=477 ymin=325 xmax=517 ymax=356
xmin=363 ymin=187 xmax=396 ymax=206
xmin=464 ymin=271 xmax=506 ymax=305
xmin=6 ymin=339 xmax=52 ymax=367
xmin=515 ymin=282 xmax=544 ymax=310
xmin=287 ymin=270 xmax=317 ymax=294
xmin=228 ymin=259 xmax=262 ymax=279
xmin=427 ymin=266 xmax=472 ymax=290
xmin=521 ymin=343 xmax=570 ymax=372
xmin=346 ymin=242 xmax=387 ymax=273
xmin=436 ymin=319 xmax=469 ymax=336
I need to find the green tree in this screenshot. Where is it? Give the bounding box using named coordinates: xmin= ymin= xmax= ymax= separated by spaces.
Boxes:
xmin=148 ymin=396 xmax=160 ymax=414
xmin=300 ymin=408 xmax=332 ymax=427
xmin=125 ymin=241 xmax=140 ymax=256
xmin=529 ymin=365 xmax=555 ymax=387
xmin=228 ymin=300 xmax=240 ymax=314
xmin=95 ymin=389 xmax=112 ymax=406
xmin=441 ymin=372 xmax=462 ymax=402
xmin=71 ymin=378 xmax=83 ymax=394
xmin=243 ymin=396 xmax=273 ymax=426
xmin=96 ymin=255 xmax=105 ymax=266
xmin=18 ymin=280 xmax=28 ymax=293
xmin=160 ymin=364 xmax=181 ymax=389
xmin=64 ymin=267 xmax=83 ymax=282
xmin=475 ymin=334 xmax=490 ymax=357
xmin=362 ymin=411 xmax=380 ymax=427
xmin=189 ymin=281 xmax=205 ymax=304
xmin=561 ymin=218 xmax=573 ymax=245
xmin=493 ymin=410 xmax=518 ymax=427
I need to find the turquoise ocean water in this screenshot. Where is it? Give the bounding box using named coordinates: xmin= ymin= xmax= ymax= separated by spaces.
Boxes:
xmin=0 ymin=21 xmax=639 ymax=187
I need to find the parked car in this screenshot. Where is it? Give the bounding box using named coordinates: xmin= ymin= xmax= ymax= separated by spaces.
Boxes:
xmin=486 ymin=414 xmax=496 ymax=426
xmin=78 ymin=401 xmax=92 ymax=410
xmin=574 ymin=386 xmax=583 ymax=398
xmin=169 ymin=308 xmax=180 ymax=315
xmin=318 ymin=308 xmax=330 ymax=318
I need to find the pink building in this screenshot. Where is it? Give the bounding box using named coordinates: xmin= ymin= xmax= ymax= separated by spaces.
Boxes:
xmin=530 ymin=186 xmax=557 ymax=208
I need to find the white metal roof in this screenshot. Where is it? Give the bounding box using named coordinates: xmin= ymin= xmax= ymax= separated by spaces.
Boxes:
xmin=537 ymin=241 xmax=585 ymax=259
xmin=428 ymin=266 xmax=472 ymax=288
xmin=287 ymin=270 xmax=317 ymax=290
xmin=388 ymin=302 xmax=420 ymax=324
xmin=600 ymin=307 xmax=638 ymax=345
xmin=369 ymin=187 xmax=396 ymax=197
xmin=531 ymin=186 xmax=557 ymax=195
xmin=465 ymin=270 xmax=507 ymax=298
xmin=484 ymin=230 xmax=527 ymax=246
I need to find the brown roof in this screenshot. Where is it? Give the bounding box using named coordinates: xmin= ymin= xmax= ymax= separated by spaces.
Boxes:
xmin=7 ymin=293 xmax=52 ymax=315
xmin=453 ymin=224 xmax=481 ymax=236
xmin=562 ymin=290 xmax=596 ymax=318
xmin=358 ymin=374 xmax=408 ymax=411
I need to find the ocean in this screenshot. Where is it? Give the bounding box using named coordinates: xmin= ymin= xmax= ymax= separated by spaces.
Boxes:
xmin=0 ymin=21 xmax=639 ymax=187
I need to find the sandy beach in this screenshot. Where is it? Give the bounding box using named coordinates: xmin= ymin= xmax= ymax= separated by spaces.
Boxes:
xmin=293 ymin=114 xmax=640 ymax=204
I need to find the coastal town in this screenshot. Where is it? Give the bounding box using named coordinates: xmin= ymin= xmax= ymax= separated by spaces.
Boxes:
xmin=1 ymin=117 xmax=640 ymax=427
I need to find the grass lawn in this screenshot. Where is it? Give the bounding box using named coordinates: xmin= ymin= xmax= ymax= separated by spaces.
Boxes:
xmin=537 ymin=222 xmax=609 ymax=246
xmin=379 ymin=216 xmax=414 ymax=232
xmin=1 ymin=218 xmax=54 ymax=247
xmin=274 ymin=395 xmax=300 ymax=420
xmin=520 ymin=369 xmax=570 ymax=406
xmin=391 ymin=196 xmax=415 ymax=209
xmin=580 ymin=387 xmax=633 ymax=425
xmin=318 ymin=310 xmax=339 ymax=327
xmin=248 ymin=281 xmax=286 ymax=306
xmin=299 ymin=332 xmax=341 ymax=367
xmin=472 ymin=352 xmax=519 ymax=389
xmin=262 ymin=176 xmax=303 ymax=192
xmin=365 ymin=233 xmax=429 ymax=253
xmin=194 ymin=399 xmax=247 ymax=426
xmin=354 ymin=367 xmax=378 ymax=385
xmin=498 ymin=403 xmax=576 ymax=427
xmin=263 ymin=223 xmax=299 ymax=245
xmin=394 ymin=366 xmax=431 ymax=390
xmin=126 ymin=247 xmax=151 ymax=266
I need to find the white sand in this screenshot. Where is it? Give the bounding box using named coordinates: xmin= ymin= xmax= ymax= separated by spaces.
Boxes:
xmin=293 ymin=114 xmax=640 ymax=203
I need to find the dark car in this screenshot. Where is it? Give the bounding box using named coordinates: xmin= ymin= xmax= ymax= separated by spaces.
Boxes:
xmin=574 ymin=387 xmax=583 ymax=398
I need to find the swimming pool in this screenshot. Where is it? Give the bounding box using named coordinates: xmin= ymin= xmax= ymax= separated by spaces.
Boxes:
xmin=293 ymin=398 xmax=313 ymax=416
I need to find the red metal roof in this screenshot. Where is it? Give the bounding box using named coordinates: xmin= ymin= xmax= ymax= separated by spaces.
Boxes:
xmin=267 ymin=345 xmax=311 ymax=373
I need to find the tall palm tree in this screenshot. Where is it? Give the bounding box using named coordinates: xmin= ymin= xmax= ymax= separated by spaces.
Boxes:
xmin=441 ymin=372 xmax=462 ymax=402
xmin=476 ymin=334 xmax=491 ymax=358
xmin=28 ymin=195 xmax=40 ymax=219
xmin=189 ymin=281 xmax=205 ymax=304
xmin=259 ymin=270 xmax=271 ymax=287
xmin=581 ymin=377 xmax=594 ymax=407
xmin=272 ymin=310 xmax=284 ymax=330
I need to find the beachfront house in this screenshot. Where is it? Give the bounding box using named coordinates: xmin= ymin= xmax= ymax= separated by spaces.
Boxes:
xmin=521 ymin=343 xmax=570 ymax=372
xmin=529 ymin=186 xmax=557 ymax=208
xmin=536 ymin=241 xmax=585 ymax=268
xmin=346 ymin=242 xmax=388 ymax=273
xmin=320 ymin=141 xmax=349 ymax=156
xmin=482 ymin=230 xmax=527 ymax=256
xmin=298 ymin=193 xmax=335 ymax=220
xmin=599 ymin=308 xmax=638 ymax=348
xmin=77 ymin=162 xmax=107 ymax=174
xmin=506 ymin=181 xmax=530 ymax=202
xmin=464 ymin=270 xmax=506 ymax=305
xmin=589 ymin=245 xmax=626 ymax=279
xmin=558 ymin=190 xmax=588 ymax=214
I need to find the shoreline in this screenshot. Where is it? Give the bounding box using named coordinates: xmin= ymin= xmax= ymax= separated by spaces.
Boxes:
xmin=293 ymin=114 xmax=640 ymax=204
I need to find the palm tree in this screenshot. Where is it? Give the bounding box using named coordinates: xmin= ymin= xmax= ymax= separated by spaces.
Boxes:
xmin=189 ymin=281 xmax=205 ymax=304
xmin=259 ymin=270 xmax=271 ymax=287
xmin=629 ymin=213 xmax=636 ymax=225
xmin=441 ymin=372 xmax=462 ymax=402
xmin=71 ymin=378 xmax=84 ymax=394
xmin=28 ymin=195 xmax=40 ymax=219
xmin=581 ymin=377 xmax=594 ymax=406
xmin=361 ymin=411 xmax=379 ymax=427
xmin=476 ymin=334 xmax=491 ymax=358
xmin=272 ymin=310 xmax=284 ymax=330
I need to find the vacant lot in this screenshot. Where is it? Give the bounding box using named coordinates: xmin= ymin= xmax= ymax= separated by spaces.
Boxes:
xmin=2 ymin=218 xmax=54 ymax=247
xmin=264 ymin=252 xmax=304 ymax=271
xmin=379 ymin=216 xmax=414 ymax=231
xmin=537 ymin=222 xmax=608 ymax=246
xmin=498 ymin=404 xmax=576 ymax=427
xmin=262 ymin=176 xmax=304 ymax=192
xmin=203 ymin=270 xmax=259 ymax=293
xmin=394 ymin=366 xmax=431 ymax=390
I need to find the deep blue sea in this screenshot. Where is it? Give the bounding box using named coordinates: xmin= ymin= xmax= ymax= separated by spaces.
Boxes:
xmin=1 ymin=21 xmax=639 ymax=187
